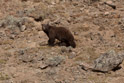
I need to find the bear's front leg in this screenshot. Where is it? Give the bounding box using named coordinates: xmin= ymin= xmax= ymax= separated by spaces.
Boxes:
xmin=48 ymin=38 xmax=55 ymax=46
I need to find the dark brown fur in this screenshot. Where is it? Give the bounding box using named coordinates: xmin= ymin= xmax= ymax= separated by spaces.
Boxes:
xmin=42 ymin=24 xmax=76 ymax=48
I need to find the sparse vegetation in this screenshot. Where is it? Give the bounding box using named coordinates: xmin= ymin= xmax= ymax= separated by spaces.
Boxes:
xmin=0 ymin=0 xmax=124 ymax=83
xmin=0 ymin=73 xmax=10 ymax=80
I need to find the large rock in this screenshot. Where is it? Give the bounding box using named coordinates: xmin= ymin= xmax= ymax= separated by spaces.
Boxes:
xmin=81 ymin=50 xmax=124 ymax=72
xmin=93 ymin=50 xmax=124 ymax=72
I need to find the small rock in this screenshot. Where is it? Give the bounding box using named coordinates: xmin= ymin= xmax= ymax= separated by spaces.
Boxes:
xmin=20 ymin=54 xmax=36 ymax=63
xmin=74 ymin=32 xmax=78 ymax=35
xmin=37 ymin=62 xmax=48 ymax=69
xmin=20 ymin=25 xmax=26 ymax=32
xmin=104 ymin=12 xmax=110 ymax=16
xmin=68 ymin=52 xmax=77 ymax=59
xmin=36 ymin=56 xmax=44 ymax=61
xmin=45 ymin=56 xmax=65 ymax=67
xmin=106 ymin=1 xmax=113 ymax=5
xmin=61 ymin=46 xmax=72 ymax=53
xmin=27 ymin=42 xmax=37 ymax=48
xmin=46 ymin=68 xmax=57 ymax=76
xmin=18 ymin=50 xmax=25 ymax=55
xmin=9 ymin=35 xmax=15 ymax=39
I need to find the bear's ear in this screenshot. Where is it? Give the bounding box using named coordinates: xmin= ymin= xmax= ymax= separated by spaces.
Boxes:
xmin=42 ymin=24 xmax=46 ymax=31
xmin=42 ymin=24 xmax=49 ymax=31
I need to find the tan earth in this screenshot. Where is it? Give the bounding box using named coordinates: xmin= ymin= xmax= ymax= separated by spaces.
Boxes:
xmin=0 ymin=0 xmax=124 ymax=83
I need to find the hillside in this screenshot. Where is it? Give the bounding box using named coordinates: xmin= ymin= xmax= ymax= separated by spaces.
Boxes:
xmin=0 ymin=0 xmax=124 ymax=83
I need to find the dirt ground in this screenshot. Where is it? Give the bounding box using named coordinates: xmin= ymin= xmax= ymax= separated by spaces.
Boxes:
xmin=0 ymin=0 xmax=124 ymax=83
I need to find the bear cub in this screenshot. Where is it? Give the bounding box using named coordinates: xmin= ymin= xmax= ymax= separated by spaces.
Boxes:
xmin=42 ymin=23 xmax=76 ymax=48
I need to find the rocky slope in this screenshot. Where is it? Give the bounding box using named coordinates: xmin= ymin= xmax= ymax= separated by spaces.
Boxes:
xmin=0 ymin=0 xmax=124 ymax=83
